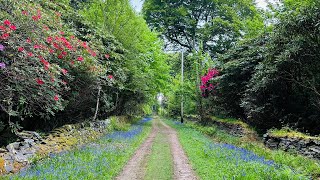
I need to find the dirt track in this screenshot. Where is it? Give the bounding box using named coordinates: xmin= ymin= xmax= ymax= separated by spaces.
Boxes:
xmin=115 ymin=117 xmax=198 ymax=180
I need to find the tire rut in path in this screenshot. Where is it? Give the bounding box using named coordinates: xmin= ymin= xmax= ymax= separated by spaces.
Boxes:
xmin=115 ymin=119 xmax=158 ymax=180
xmin=115 ymin=118 xmax=198 ymax=180
xmin=159 ymin=120 xmax=198 ymax=180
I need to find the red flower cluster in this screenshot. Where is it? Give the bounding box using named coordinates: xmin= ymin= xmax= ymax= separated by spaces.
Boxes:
xmin=0 ymin=19 xmax=17 ymax=39
xmin=108 ymin=75 xmax=114 ymax=79
xmin=39 ymin=56 xmax=50 ymax=70
xmin=79 ymin=40 xmax=97 ymax=57
xmin=31 ymin=9 xmax=42 ymax=21
xmin=36 ymin=78 xmax=44 ymax=85
xmin=54 ymin=94 xmax=59 ymax=101
xmin=200 ymin=68 xmax=219 ymax=97
xmin=61 ymin=68 xmax=68 ymax=75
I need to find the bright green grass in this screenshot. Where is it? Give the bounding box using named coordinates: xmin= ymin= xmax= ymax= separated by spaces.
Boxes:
xmin=7 ymin=120 xmax=152 ymax=180
xmin=165 ymin=119 xmax=314 ymax=180
xmin=183 ymin=120 xmax=320 ymax=178
xmin=145 ymin=132 xmax=173 ymax=180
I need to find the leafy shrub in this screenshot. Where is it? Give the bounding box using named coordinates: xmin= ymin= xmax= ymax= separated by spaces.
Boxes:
xmin=0 ymin=0 xmax=115 ymax=131
xmin=109 ymin=116 xmax=130 ymax=131
xmin=212 ymin=36 xmax=267 ymax=118
xmin=241 ymin=3 xmax=320 ymax=134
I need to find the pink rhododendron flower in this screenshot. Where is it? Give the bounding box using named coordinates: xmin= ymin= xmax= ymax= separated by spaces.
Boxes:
xmin=9 ymin=25 xmax=16 ymax=30
xmin=1 ymin=33 xmax=9 ymax=39
xmin=108 ymin=75 xmax=114 ymax=79
xmin=54 ymin=95 xmax=59 ymax=101
xmin=3 ymin=20 xmax=11 ymax=26
xmin=32 ymin=15 xmax=40 ymax=21
xmin=61 ymin=69 xmax=68 ymax=75
xmin=77 ymin=56 xmax=84 ymax=62
xmin=22 ymin=11 xmax=28 ymax=16
xmin=36 ymin=78 xmax=44 ymax=85
xmin=47 ymin=36 xmax=53 ymax=43
xmin=18 ymin=47 xmax=24 ymax=52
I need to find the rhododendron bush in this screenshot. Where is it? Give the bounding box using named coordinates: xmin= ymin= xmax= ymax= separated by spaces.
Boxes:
xmin=0 ymin=0 xmax=115 ymax=131
xmin=0 ymin=0 xmax=170 ymax=134
xmin=200 ymin=68 xmax=219 ymax=98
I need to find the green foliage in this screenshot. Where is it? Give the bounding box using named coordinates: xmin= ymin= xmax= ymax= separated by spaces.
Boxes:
xmin=0 ymin=0 xmax=170 ymax=133
xmin=0 ymin=0 xmax=96 ymax=131
xmin=80 ymin=0 xmax=170 ymax=116
xmin=188 ymin=0 xmax=320 ymax=134
xmin=241 ymin=2 xmax=320 ymax=133
xmin=208 ymin=35 xmax=267 ymax=118
xmin=143 ymin=0 xmax=264 ymax=55
xmin=109 ymin=116 xmax=130 ymax=131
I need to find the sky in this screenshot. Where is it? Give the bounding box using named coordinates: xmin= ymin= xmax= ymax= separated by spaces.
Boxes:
xmin=129 ymin=0 xmax=269 ymax=13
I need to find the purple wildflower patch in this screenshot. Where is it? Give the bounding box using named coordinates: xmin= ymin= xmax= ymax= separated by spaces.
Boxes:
xmin=206 ymin=143 xmax=276 ymax=167
xmin=0 ymin=44 xmax=4 ymax=51
xmin=16 ymin=117 xmax=153 ymax=179
xmin=0 ymin=62 xmax=6 ymax=69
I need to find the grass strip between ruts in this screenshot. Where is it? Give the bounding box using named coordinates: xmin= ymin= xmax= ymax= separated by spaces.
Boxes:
xmin=145 ymin=129 xmax=173 ymax=180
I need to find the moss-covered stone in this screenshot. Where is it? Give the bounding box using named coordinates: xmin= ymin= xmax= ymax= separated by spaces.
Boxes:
xmin=268 ymin=128 xmax=320 ymax=141
xmin=0 ymin=157 xmax=5 ymax=175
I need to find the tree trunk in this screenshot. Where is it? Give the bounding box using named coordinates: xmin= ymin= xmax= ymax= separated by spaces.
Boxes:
xmin=93 ymin=85 xmax=101 ymax=121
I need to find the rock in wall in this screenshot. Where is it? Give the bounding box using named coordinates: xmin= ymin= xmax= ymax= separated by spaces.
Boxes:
xmin=263 ymin=133 xmax=320 ymax=160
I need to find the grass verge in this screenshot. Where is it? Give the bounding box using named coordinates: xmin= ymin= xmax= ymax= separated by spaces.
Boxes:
xmin=165 ymin=119 xmax=318 ymax=179
xmin=7 ymin=117 xmax=153 ymax=180
xmin=145 ymin=131 xmax=173 ymax=180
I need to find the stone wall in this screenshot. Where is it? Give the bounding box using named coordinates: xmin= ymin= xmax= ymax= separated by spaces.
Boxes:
xmin=263 ymin=133 xmax=320 ymax=160
xmin=0 ymin=119 xmax=110 ymax=175
xmin=184 ymin=115 xmax=257 ymax=139
xmin=211 ymin=121 xmax=247 ymax=137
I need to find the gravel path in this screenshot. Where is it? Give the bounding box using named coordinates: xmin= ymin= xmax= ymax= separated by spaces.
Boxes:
xmin=115 ymin=117 xmax=198 ymax=180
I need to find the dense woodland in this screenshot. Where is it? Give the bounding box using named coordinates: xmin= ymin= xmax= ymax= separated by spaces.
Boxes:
xmin=144 ymin=0 xmax=320 ymax=135
xmin=0 ymin=0 xmax=170 ymax=144
xmin=0 ymin=0 xmax=319 ymax=145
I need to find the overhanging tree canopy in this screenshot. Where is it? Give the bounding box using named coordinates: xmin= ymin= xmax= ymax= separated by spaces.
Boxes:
xmin=143 ymin=0 xmax=263 ymax=55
